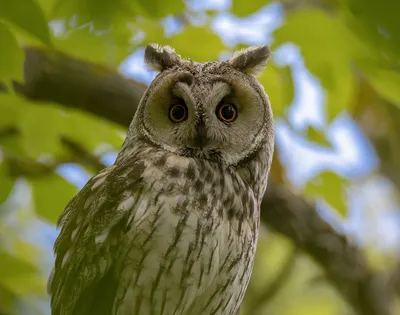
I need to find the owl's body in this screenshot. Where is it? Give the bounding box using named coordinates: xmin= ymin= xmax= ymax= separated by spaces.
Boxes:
xmin=49 ymin=45 xmax=274 ymax=315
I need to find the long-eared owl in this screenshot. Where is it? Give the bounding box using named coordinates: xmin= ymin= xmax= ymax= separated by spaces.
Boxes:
xmin=48 ymin=43 xmax=275 ymax=315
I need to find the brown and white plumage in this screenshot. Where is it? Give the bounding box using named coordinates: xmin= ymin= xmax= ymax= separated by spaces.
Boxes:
xmin=48 ymin=44 xmax=274 ymax=315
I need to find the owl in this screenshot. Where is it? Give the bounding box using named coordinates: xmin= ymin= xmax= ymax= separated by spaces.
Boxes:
xmin=48 ymin=43 xmax=275 ymax=315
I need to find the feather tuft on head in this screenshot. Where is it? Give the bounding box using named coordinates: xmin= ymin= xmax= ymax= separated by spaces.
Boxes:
xmin=229 ymin=45 xmax=271 ymax=77
xmin=144 ymin=44 xmax=182 ymax=71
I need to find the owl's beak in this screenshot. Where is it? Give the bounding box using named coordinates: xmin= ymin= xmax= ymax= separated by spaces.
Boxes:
xmin=192 ymin=120 xmax=206 ymax=150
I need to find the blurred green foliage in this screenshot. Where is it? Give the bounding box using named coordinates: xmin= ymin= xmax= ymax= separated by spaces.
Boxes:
xmin=0 ymin=0 xmax=399 ymax=314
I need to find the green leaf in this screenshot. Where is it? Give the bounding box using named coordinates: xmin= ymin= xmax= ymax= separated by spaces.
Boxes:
xmin=0 ymin=249 xmax=37 ymax=275
xmin=54 ymin=23 xmax=132 ymax=67
xmin=0 ymin=160 xmax=14 ymax=204
xmin=0 ymin=95 xmax=32 ymax=156
xmin=1 ymin=273 xmax=46 ymax=296
xmin=306 ymin=125 xmax=331 ymax=147
xmin=62 ymin=110 xmax=124 ymax=153
xmin=169 ymin=26 xmax=225 ymax=62
xmin=0 ymin=23 xmax=24 ymax=84
xmin=4 ymin=96 xmax=123 ymax=160
xmin=0 ymin=95 xmax=19 ymax=127
xmin=0 ymin=286 xmax=14 ymax=315
xmin=0 ymin=0 xmax=51 ymax=45
xmin=136 ymin=0 xmax=184 ymax=18
xmin=140 ymin=18 xmax=168 ymax=45
xmin=52 ymin=0 xmax=134 ymax=28
xmin=305 ymin=171 xmax=348 ymax=216
xmin=36 ymin=0 xmax=57 ymax=18
xmin=258 ymin=63 xmax=294 ymax=118
xmin=273 ymin=10 xmax=362 ymax=121
xmin=31 ymin=173 xmax=78 ymax=223
xmin=232 ymin=0 xmax=272 ymax=17
xmin=360 ymin=64 xmax=400 ymax=107
xmin=343 ymin=0 xmax=400 ymax=68
xmin=19 ymin=102 xmax=66 ymax=159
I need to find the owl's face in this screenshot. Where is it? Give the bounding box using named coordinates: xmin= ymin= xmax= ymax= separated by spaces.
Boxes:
xmin=133 ymin=44 xmax=274 ymax=166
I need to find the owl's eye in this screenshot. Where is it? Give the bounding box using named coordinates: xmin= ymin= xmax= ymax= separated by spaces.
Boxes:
xmin=216 ymin=103 xmax=237 ymax=122
xmin=169 ymin=104 xmax=188 ymax=122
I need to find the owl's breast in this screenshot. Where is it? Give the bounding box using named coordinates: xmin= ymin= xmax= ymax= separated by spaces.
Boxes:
xmin=114 ymin=153 xmax=259 ymax=315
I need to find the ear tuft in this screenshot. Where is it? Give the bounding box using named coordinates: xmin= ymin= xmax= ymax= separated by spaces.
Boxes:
xmin=144 ymin=43 xmax=182 ymax=71
xmin=229 ymin=45 xmax=271 ymax=77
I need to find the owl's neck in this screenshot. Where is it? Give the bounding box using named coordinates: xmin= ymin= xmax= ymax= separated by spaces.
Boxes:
xmin=117 ymin=136 xmax=272 ymax=204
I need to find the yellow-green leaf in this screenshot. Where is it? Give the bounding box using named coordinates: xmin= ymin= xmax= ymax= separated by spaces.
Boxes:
xmin=137 ymin=0 xmax=184 ymax=18
xmin=19 ymin=102 xmax=66 ymax=159
xmin=0 ymin=23 xmax=24 ymax=84
xmin=360 ymin=64 xmax=400 ymax=107
xmin=0 ymin=161 xmax=14 ymax=204
xmin=305 ymin=171 xmax=348 ymax=216
xmin=31 ymin=173 xmax=78 ymax=223
xmin=0 ymin=248 xmax=37 ymax=280
xmin=54 ymin=24 xmax=132 ymax=67
xmin=306 ymin=125 xmax=331 ymax=147
xmin=62 ymin=110 xmax=125 ymax=153
xmin=232 ymin=0 xmax=273 ymax=17
xmin=0 ymin=0 xmax=51 ymax=45
xmin=169 ymin=26 xmax=225 ymax=62
xmin=259 ymin=63 xmax=294 ymax=118
xmin=0 ymin=243 xmax=44 ymax=297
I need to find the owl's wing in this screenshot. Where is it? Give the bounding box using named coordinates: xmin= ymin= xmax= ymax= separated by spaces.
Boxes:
xmin=48 ymin=160 xmax=146 ymax=315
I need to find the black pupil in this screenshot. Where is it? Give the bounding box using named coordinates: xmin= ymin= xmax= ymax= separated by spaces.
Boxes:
xmin=221 ymin=105 xmax=235 ymax=120
xmin=171 ymin=105 xmax=185 ymax=121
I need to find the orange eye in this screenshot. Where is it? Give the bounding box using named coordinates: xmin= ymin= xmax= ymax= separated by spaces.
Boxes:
xmin=216 ymin=103 xmax=237 ymax=122
xmin=169 ymin=104 xmax=187 ymax=122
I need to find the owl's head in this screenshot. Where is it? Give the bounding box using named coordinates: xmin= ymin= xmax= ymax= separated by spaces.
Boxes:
xmin=132 ymin=44 xmax=274 ymax=166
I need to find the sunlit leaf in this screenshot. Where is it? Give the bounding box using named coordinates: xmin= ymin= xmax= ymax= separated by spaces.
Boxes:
xmin=0 ymin=286 xmax=14 ymax=314
xmin=140 ymin=18 xmax=168 ymax=45
xmin=0 ymin=95 xmax=22 ymax=153
xmin=0 ymin=160 xmax=14 ymax=204
xmin=305 ymin=171 xmax=348 ymax=216
xmin=1 ymin=273 xmax=46 ymax=296
xmin=0 ymin=248 xmax=44 ymax=300
xmin=0 ymin=95 xmax=20 ymax=126
xmin=360 ymin=64 xmax=400 ymax=107
xmin=54 ymin=23 xmax=132 ymax=67
xmin=232 ymin=0 xmax=273 ymax=17
xmin=0 ymin=0 xmax=51 ymax=44
xmin=19 ymin=102 xmax=66 ymax=159
xmin=136 ymin=0 xmax=184 ymax=18
xmin=343 ymin=0 xmax=400 ymax=67
xmin=36 ymin=0 xmax=57 ymax=17
xmin=0 ymin=248 xmax=37 ymax=280
xmin=13 ymin=240 xmax=41 ymax=264
xmin=52 ymin=0 xmax=133 ymax=28
xmin=306 ymin=125 xmax=331 ymax=147
xmin=0 ymin=23 xmax=24 ymax=84
xmin=169 ymin=26 xmax=225 ymax=61
xmin=3 ymin=95 xmax=124 ymax=161
xmin=31 ymin=173 xmax=78 ymax=223
xmin=0 ymin=96 xmax=26 ymax=156
xmin=62 ymin=110 xmax=125 ymax=153
xmin=273 ymin=9 xmax=363 ymax=120
xmin=259 ymin=63 xmax=294 ymax=118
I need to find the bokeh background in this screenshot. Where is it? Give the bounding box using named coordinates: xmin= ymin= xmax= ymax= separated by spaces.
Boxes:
xmin=1 ymin=0 xmax=400 ymax=314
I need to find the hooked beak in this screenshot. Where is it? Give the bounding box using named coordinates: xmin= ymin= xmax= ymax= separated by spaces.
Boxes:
xmin=191 ymin=119 xmax=206 ymax=150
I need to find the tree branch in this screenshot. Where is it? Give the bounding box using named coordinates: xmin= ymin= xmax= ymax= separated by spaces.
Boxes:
xmin=60 ymin=136 xmax=106 ymax=172
xmin=261 ymin=183 xmax=393 ymax=315
xmin=6 ymin=47 xmax=395 ymax=315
